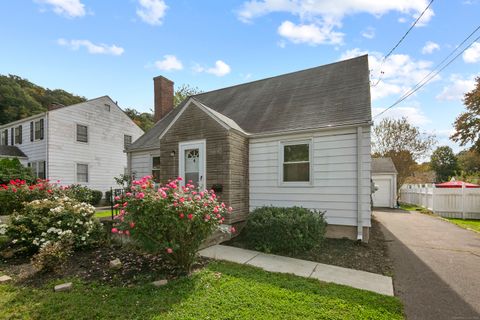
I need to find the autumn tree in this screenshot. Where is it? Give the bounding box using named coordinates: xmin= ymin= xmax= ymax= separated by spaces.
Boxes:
xmin=430 ymin=146 xmax=458 ymax=182
xmin=372 ymin=117 xmax=437 ymax=190
xmin=451 ymin=77 xmax=480 ymax=151
xmin=124 ymin=108 xmax=154 ymax=132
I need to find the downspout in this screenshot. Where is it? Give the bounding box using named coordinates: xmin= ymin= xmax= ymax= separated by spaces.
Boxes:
xmin=356 ymin=126 xmax=363 ymax=241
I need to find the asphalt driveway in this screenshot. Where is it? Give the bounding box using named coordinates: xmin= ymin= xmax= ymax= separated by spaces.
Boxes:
xmin=375 ymin=209 xmax=480 ymax=320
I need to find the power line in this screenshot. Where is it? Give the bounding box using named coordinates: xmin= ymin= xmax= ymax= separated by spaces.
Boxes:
xmin=373 ymin=32 xmax=480 ymax=119
xmin=371 ymin=0 xmax=435 ymax=87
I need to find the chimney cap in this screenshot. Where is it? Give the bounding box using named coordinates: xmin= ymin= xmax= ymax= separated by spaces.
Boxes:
xmin=153 ymin=75 xmax=174 ymax=84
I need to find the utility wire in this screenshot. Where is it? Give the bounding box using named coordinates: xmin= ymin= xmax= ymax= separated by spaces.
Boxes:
xmin=373 ymin=32 xmax=480 ymax=119
xmin=371 ymin=0 xmax=435 ymax=87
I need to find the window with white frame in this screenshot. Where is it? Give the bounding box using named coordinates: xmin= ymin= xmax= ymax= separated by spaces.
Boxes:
xmin=28 ymin=161 xmax=46 ymax=179
xmin=76 ymin=124 xmax=88 ymax=143
xmin=1 ymin=129 xmax=7 ymax=145
xmin=76 ymin=163 xmax=89 ymax=182
xmin=14 ymin=126 xmax=22 ymax=144
xmin=34 ymin=120 xmax=44 ymax=140
xmin=152 ymin=156 xmax=161 ymax=182
xmin=281 ymin=140 xmax=311 ymax=183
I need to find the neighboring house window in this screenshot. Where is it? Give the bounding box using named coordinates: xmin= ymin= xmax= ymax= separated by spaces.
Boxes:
xmin=124 ymin=135 xmax=132 ymax=149
xmin=280 ymin=140 xmax=311 ymax=183
xmin=152 ymin=156 xmax=161 ymax=182
xmin=76 ymin=163 xmax=89 ymax=182
xmin=104 ymin=104 xmax=111 ymax=112
xmin=34 ymin=119 xmax=44 ymax=140
xmin=76 ymin=124 xmax=88 ymax=143
xmin=14 ymin=126 xmax=22 ymax=144
xmin=28 ymin=161 xmax=46 ymax=179
xmin=1 ymin=129 xmax=7 ymax=145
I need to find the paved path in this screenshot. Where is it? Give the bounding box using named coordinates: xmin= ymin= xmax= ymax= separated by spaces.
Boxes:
xmin=199 ymin=244 xmax=393 ymax=296
xmin=375 ymin=209 xmax=480 ymax=320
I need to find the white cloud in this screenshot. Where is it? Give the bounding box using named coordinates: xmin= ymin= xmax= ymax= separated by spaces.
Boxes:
xmin=137 ymin=0 xmax=168 ymax=25
xmin=57 ymin=38 xmax=124 ymax=56
xmin=421 ymin=41 xmax=440 ymax=54
xmin=154 ymin=55 xmax=183 ymax=71
xmin=341 ymin=48 xmax=437 ymax=101
xmin=436 ymin=74 xmax=476 ymax=101
xmin=373 ymin=105 xmax=430 ymax=126
xmin=463 ymin=42 xmax=480 ymax=63
xmin=237 ymin=0 xmax=434 ymax=45
xmin=36 ymin=0 xmax=86 ymax=18
xmin=398 ymin=17 xmax=407 ymax=23
xmin=193 ymin=60 xmax=231 ymax=77
xmin=277 ymin=21 xmax=343 ymax=45
xmin=361 ymin=27 xmax=375 ymax=39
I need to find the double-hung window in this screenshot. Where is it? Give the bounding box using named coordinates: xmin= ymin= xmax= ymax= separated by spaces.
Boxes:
xmin=14 ymin=126 xmax=22 ymax=144
xmin=280 ymin=140 xmax=312 ymax=184
xmin=124 ymin=135 xmax=132 ymax=149
xmin=76 ymin=163 xmax=89 ymax=182
xmin=152 ymin=156 xmax=161 ymax=183
xmin=76 ymin=124 xmax=88 ymax=143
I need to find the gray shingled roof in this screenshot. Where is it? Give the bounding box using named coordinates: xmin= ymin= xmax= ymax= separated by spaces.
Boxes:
xmin=128 ymin=55 xmax=371 ymax=152
xmin=0 ymin=145 xmax=28 ymax=158
xmin=372 ymin=158 xmax=397 ymax=174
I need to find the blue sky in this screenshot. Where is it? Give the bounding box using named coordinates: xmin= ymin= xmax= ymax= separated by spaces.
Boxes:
xmin=0 ymin=0 xmax=479 ymax=153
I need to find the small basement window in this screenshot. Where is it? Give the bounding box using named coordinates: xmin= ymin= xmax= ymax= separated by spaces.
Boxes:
xmin=280 ymin=140 xmax=311 ymax=184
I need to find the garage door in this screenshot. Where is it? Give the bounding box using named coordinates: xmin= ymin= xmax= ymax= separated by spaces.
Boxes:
xmin=372 ymin=178 xmax=392 ymax=207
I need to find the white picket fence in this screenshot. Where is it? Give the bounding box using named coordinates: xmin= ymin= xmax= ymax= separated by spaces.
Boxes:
xmin=400 ymin=184 xmax=480 ymax=220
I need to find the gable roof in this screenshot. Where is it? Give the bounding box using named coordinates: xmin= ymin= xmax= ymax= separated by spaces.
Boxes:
xmin=127 ymin=55 xmax=371 ymax=152
xmin=372 ymin=157 xmax=397 ymax=174
xmin=0 ymin=145 xmax=28 ymax=158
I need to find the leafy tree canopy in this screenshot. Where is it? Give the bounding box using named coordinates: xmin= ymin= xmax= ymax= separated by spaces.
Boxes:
xmin=430 ymin=146 xmax=458 ymax=182
xmin=451 ymin=77 xmax=480 ymax=151
xmin=0 ymin=74 xmax=86 ymax=125
xmin=174 ymin=84 xmax=203 ymax=107
xmin=457 ymin=149 xmax=480 ymax=174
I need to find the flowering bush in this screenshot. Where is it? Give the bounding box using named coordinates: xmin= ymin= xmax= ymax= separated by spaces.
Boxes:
xmin=62 ymin=184 xmax=103 ymax=205
xmin=5 ymin=196 xmax=103 ymax=255
xmin=31 ymin=236 xmax=73 ymax=273
xmin=0 ymin=179 xmax=57 ymax=215
xmin=112 ymin=176 xmax=233 ymax=273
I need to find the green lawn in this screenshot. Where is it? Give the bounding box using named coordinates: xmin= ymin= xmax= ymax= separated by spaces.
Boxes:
xmin=445 ymin=218 xmax=480 ymax=233
xmin=94 ymin=210 xmax=113 ymax=218
xmin=0 ymin=261 xmax=403 ymax=320
xmin=399 ymin=203 xmax=422 ymax=211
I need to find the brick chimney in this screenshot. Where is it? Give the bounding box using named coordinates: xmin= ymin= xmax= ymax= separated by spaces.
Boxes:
xmin=153 ymin=76 xmax=174 ymax=123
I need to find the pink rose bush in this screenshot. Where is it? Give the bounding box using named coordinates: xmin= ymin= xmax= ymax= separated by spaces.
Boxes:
xmin=111 ymin=176 xmax=232 ymax=273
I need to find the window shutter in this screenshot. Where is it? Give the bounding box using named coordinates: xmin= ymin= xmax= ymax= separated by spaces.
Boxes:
xmin=18 ymin=126 xmax=22 ymax=144
xmin=30 ymin=122 xmax=33 ymax=141
xmin=40 ymin=119 xmax=44 ymax=140
xmin=11 ymin=128 xmax=13 ymax=145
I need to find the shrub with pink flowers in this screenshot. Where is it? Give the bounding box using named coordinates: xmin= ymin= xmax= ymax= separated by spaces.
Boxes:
xmin=111 ymin=176 xmax=233 ymax=273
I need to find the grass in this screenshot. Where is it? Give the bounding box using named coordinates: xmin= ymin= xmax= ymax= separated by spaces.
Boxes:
xmin=0 ymin=261 xmax=403 ymax=320
xmin=445 ymin=218 xmax=480 ymax=233
xmin=94 ymin=210 xmax=112 ymax=218
xmin=399 ymin=203 xmax=422 ymax=211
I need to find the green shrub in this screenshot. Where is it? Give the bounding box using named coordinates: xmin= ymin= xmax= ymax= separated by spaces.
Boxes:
xmin=5 ymin=196 xmax=103 ymax=256
xmin=113 ymin=176 xmax=233 ymax=274
xmin=0 ymin=158 xmax=35 ymax=185
xmin=64 ymin=185 xmax=102 ymax=205
xmin=243 ymin=206 xmax=327 ymax=255
xmin=31 ymin=236 xmax=73 ymax=273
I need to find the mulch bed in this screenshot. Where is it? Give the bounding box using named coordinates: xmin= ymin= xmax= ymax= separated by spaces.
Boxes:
xmin=0 ymin=244 xmax=206 ymax=287
xmin=225 ymin=218 xmax=394 ymax=276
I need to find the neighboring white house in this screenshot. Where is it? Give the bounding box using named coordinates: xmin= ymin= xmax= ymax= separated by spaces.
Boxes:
xmin=127 ymin=56 xmax=373 ymax=242
xmin=0 ymin=96 xmax=144 ymax=194
xmin=372 ymin=157 xmax=398 ymax=208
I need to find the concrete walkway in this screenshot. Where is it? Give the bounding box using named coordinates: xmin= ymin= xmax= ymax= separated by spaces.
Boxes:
xmin=199 ymin=244 xmax=394 ymax=296
xmin=375 ymin=209 xmax=480 ymax=319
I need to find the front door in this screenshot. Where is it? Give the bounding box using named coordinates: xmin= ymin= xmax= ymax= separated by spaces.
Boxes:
xmin=179 ymin=140 xmax=206 ymax=189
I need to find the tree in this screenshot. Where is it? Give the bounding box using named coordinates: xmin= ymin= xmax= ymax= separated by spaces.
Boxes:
xmin=372 ymin=117 xmax=437 ymax=191
xmin=123 ymin=108 xmax=154 ymax=132
xmin=373 ymin=117 xmax=437 ymax=161
xmin=0 ymin=158 xmax=35 ymax=184
xmin=174 ymin=84 xmax=202 ymax=107
xmin=430 ymin=146 xmax=458 ymax=182
xmin=451 ymin=77 xmax=480 ymax=151
xmin=457 ymin=149 xmax=480 ymax=174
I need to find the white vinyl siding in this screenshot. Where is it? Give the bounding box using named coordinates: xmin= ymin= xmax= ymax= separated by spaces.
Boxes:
xmin=129 ymin=150 xmax=160 ymax=179
xmin=249 ymin=126 xmax=372 ymax=227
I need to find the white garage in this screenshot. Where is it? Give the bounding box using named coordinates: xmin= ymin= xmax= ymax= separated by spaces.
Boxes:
xmin=372 ymin=157 xmax=397 ymax=208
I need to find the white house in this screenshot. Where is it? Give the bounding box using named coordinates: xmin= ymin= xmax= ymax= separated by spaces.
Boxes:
xmin=0 ymin=96 xmax=144 ymax=194
xmin=126 ymin=56 xmax=373 ymax=241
